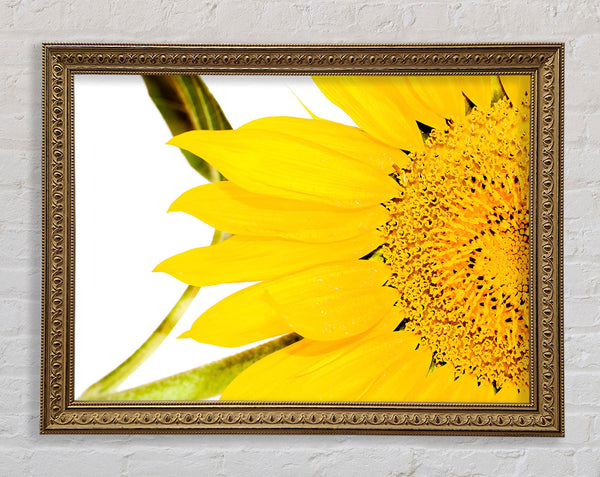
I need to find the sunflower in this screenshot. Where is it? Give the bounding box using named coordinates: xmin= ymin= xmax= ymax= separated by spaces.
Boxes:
xmin=155 ymin=74 xmax=531 ymax=403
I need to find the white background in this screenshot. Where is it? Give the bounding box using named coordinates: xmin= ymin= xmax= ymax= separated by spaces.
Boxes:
xmin=1 ymin=1 xmax=598 ymax=475
xmin=74 ymin=75 xmax=355 ymax=395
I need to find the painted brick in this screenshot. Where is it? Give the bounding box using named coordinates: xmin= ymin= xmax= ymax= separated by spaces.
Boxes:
xmin=566 ymin=372 xmax=600 ymax=407
xmin=30 ymin=450 xmax=124 ymax=477
xmin=311 ymin=2 xmax=358 ymax=28
xmin=564 ymin=260 xmax=600 ymax=298
xmin=0 ymin=298 xmax=39 ymax=336
xmin=0 ymin=449 xmax=33 ymax=477
xmin=309 ymin=447 xmax=415 ymax=476
xmin=410 ymin=2 xmax=455 ymax=32
xmin=565 ymin=111 xmax=587 ymax=146
xmin=565 ymin=71 xmax=600 ymax=113
xmin=582 ymin=228 xmax=600 ymax=256
xmin=222 ymin=448 xmax=324 ymax=476
xmin=518 ymin=449 xmax=577 ymax=477
xmin=453 ymin=2 xmax=501 ymax=33
xmin=574 ymin=448 xmax=600 ymax=477
xmin=0 ymin=376 xmax=31 ymax=414
xmin=565 ymin=188 xmax=598 ymax=219
xmin=0 ymin=150 xmax=40 ymax=187
xmin=61 ymin=0 xmax=115 ymax=31
xmin=127 ymin=449 xmax=224 ymax=476
xmin=0 ymin=266 xmax=38 ymax=301
xmin=565 ymin=148 xmax=600 ymax=186
xmin=0 ymin=228 xmax=40 ymax=269
xmin=356 ymin=3 xmax=404 ymax=33
xmin=0 ymin=1 xmax=598 ymax=476
xmin=0 ymin=186 xmax=41 ymax=227
xmin=587 ymin=113 xmax=600 ymax=146
xmin=566 ymin=298 xmax=600 ymax=327
xmin=571 ymin=33 xmax=600 ymax=72
xmin=427 ymin=449 xmax=521 ymax=476
xmin=0 ymin=336 xmax=39 ymax=374
xmin=564 ymin=413 xmax=592 ymax=445
xmin=565 ymin=332 xmax=600 ymax=369
xmin=11 ymin=0 xmax=66 ymax=31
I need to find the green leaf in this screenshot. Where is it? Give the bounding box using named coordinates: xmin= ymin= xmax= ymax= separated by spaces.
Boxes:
xmin=101 ymin=333 xmax=302 ymax=401
xmin=78 ymin=284 xmax=201 ymax=400
xmin=142 ymin=75 xmax=232 ymax=181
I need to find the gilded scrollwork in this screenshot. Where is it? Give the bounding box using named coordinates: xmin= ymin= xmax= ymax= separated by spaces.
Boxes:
xmin=41 ymin=44 xmax=563 ymax=435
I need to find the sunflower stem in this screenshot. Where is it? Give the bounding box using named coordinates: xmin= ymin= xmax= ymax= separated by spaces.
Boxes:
xmin=100 ymin=333 xmax=302 ymax=401
xmin=80 ymin=76 xmax=241 ymax=401
xmin=79 ymin=285 xmax=200 ymax=400
xmin=79 ymin=227 xmax=226 ymax=401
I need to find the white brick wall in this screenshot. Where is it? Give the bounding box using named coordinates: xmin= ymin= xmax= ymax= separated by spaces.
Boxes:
xmin=1 ymin=0 xmax=598 ymax=475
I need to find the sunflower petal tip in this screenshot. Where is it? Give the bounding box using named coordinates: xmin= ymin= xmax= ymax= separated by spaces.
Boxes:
xmin=178 ymin=330 xmax=193 ymax=340
xmin=152 ymin=260 xmax=167 ymax=274
xmin=167 ymin=130 xmax=195 ymax=147
xmin=165 ymin=136 xmax=178 ymax=147
xmin=166 ymin=200 xmax=180 ymax=214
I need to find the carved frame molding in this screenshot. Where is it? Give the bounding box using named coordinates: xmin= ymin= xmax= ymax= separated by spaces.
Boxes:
xmin=41 ymin=44 xmax=564 ymax=435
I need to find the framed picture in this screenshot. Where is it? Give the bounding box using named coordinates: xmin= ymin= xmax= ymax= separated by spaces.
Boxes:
xmin=41 ymin=43 xmax=564 ymax=435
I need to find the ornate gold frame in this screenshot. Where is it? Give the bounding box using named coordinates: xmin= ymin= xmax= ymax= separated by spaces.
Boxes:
xmin=41 ymin=43 xmax=564 ymax=435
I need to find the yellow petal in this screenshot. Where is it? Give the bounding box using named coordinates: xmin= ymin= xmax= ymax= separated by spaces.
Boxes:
xmin=403 ymin=76 xmax=466 ymax=121
xmin=154 ymin=231 xmax=383 ymax=286
xmin=181 ymin=261 xmax=394 ymax=347
xmin=168 ymin=128 xmax=398 ymax=209
xmin=494 ymin=382 xmax=529 ymax=403
xmin=394 ymin=363 xmax=522 ymax=403
xmin=459 ymin=75 xmax=494 ymax=109
xmin=400 ymin=363 xmax=457 ymax=402
xmin=388 ymin=77 xmax=448 ymax=131
xmin=221 ymin=331 xmax=425 ymax=401
xmin=242 ymin=116 xmax=409 ymax=173
xmin=265 ymin=260 xmax=395 ymax=341
xmin=179 ymin=284 xmax=291 ymax=347
xmin=169 ymin=181 xmax=390 ymax=243
xmin=439 ymin=371 xmax=497 ymax=402
xmin=221 ymin=328 xmax=528 ymax=403
xmin=312 ymin=76 xmax=425 ymax=152
xmin=387 ymin=75 xmax=487 ymax=128
xmin=500 ymin=74 xmax=530 ymax=105
xmin=353 ymin=336 xmax=434 ymax=401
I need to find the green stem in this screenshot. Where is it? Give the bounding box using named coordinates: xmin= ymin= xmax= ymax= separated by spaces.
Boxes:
xmin=81 ymin=77 xmax=242 ymax=401
xmin=102 ymin=333 xmax=302 ymax=401
xmin=210 ymin=227 xmax=230 ymax=245
xmin=79 ymin=285 xmax=200 ymax=400
xmin=80 ymin=227 xmax=227 ymax=401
